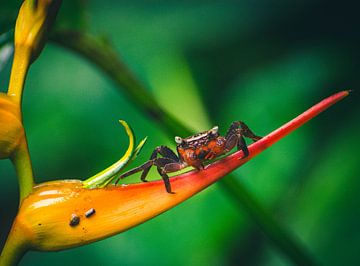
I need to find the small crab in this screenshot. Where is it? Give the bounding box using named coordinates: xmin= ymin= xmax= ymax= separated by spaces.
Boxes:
xmin=116 ymin=121 xmax=261 ymax=193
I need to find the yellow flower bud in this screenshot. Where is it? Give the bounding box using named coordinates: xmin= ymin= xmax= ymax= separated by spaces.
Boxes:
xmin=0 ymin=93 xmax=24 ymax=159
xmin=15 ymin=0 xmax=61 ymax=62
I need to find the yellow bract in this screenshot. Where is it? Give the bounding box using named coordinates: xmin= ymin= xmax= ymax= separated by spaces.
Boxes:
xmin=8 ymin=0 xmax=61 ymax=104
xmin=0 ymin=93 xmax=24 ymax=159
xmin=15 ymin=0 xmax=54 ymax=61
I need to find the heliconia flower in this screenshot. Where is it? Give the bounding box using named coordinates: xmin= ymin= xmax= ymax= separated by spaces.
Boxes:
xmin=1 ymin=91 xmax=349 ymax=265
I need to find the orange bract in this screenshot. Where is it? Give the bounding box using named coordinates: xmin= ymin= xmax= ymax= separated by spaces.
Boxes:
xmin=10 ymin=90 xmax=349 ymax=253
xmin=0 ymin=94 xmax=24 ymax=159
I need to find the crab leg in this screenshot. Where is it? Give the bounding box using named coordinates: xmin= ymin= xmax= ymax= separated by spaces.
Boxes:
xmin=237 ymin=135 xmax=249 ymax=158
xmin=115 ymin=160 xmax=153 ymax=184
xmin=116 ymin=145 xmax=183 ymax=193
xmin=224 ymin=121 xmax=262 ymax=158
xmin=140 ymin=146 xmax=179 ymax=179
xmin=238 ymin=121 xmax=262 ymax=141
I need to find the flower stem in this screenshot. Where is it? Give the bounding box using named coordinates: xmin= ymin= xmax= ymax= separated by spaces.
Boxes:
xmin=7 ymin=45 xmax=31 ymax=105
xmin=0 ymin=220 xmax=30 ymax=266
xmin=5 ymin=42 xmax=35 ymax=202
xmin=11 ymin=139 xmax=35 ymax=202
xmin=2 ymin=42 xmax=34 ymax=202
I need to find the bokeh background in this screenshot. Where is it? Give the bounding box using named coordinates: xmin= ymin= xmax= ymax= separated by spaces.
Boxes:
xmin=1 ymin=0 xmax=359 ymax=265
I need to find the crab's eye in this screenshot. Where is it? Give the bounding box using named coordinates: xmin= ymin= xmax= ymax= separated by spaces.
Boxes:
xmin=175 ymin=136 xmax=183 ymax=144
xmin=210 ymin=126 xmax=219 ymax=135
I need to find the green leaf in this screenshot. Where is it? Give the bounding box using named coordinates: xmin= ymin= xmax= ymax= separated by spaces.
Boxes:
xmin=82 ymin=120 xmax=147 ymax=189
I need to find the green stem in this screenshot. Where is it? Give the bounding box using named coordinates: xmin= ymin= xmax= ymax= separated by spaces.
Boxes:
xmin=0 ymin=221 xmax=29 ymax=266
xmin=51 ymin=30 xmax=316 ymax=265
xmin=11 ymin=138 xmax=34 ymax=202
xmin=51 ymin=31 xmax=190 ymax=137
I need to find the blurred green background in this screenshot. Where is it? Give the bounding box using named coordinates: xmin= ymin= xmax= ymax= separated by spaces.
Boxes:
xmin=1 ymin=0 xmax=359 ymax=265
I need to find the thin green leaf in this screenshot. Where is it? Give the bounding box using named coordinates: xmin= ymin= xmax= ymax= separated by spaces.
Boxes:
xmin=82 ymin=120 xmax=147 ymax=189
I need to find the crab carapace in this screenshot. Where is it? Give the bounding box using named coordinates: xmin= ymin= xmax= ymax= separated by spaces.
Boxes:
xmin=116 ymin=121 xmax=261 ymax=193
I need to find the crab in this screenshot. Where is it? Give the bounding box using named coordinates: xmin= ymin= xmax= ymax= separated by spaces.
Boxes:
xmin=116 ymin=121 xmax=262 ymax=193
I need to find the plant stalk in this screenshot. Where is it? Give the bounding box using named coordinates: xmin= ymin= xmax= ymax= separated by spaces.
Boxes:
xmin=7 ymin=45 xmax=31 ymax=105
xmin=0 ymin=221 xmax=29 ymax=266
xmin=11 ymin=139 xmax=35 ymax=202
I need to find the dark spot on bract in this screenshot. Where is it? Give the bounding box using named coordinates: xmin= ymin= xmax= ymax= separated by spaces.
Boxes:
xmin=85 ymin=208 xmax=96 ymax=218
xmin=69 ymin=214 xmax=80 ymax=227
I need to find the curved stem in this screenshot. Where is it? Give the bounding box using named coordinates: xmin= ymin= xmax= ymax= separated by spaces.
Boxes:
xmin=50 ymin=31 xmax=191 ymax=137
xmin=5 ymin=44 xmax=35 ymax=201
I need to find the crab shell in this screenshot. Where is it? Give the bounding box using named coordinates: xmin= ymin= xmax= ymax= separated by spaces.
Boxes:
xmin=175 ymin=126 xmax=226 ymax=169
